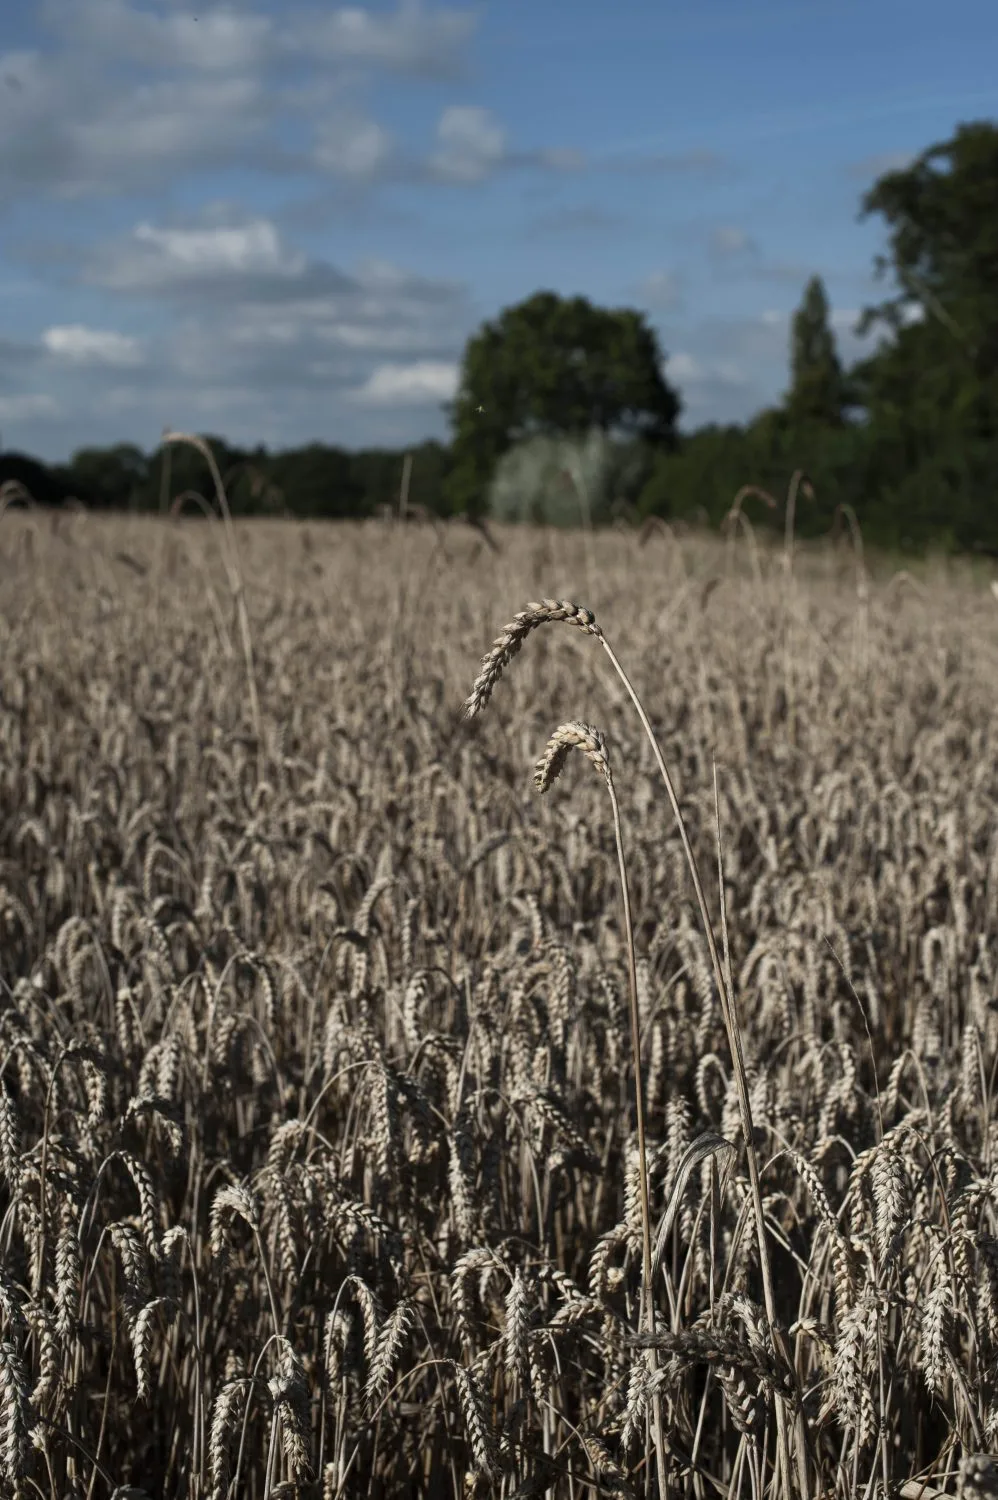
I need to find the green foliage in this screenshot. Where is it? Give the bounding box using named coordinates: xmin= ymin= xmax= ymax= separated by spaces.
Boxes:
xmin=445 ymin=290 xmax=680 ymax=515
xmin=847 ymin=119 xmax=998 ymax=541
xmin=857 ymin=120 xmax=998 ymax=385
xmin=0 ymin=451 xmax=97 ymax=508
xmin=350 ymin=440 xmax=454 ymax=517
xmin=68 ymin=444 xmax=150 ymax=511
xmin=489 ymin=428 xmax=654 ymax=527
xmin=261 ymin=444 xmax=363 ymax=519
xmin=638 ymin=424 xmax=757 ymax=524
xmin=784 ymin=276 xmax=852 ymax=428
xmin=140 ymin=434 xmax=252 ymax=515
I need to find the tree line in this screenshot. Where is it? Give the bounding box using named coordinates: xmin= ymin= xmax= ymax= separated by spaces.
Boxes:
xmin=3 ymin=119 xmax=996 ymax=554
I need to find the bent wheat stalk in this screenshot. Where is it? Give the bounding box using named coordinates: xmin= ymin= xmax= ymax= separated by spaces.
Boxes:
xmin=533 ymin=720 xmax=667 ymax=1500
xmin=533 ymin=723 xmax=650 ymax=1308
xmin=466 ymin=598 xmax=799 ymax=1493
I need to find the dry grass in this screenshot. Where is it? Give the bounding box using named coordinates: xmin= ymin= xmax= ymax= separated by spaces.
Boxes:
xmin=0 ymin=510 xmax=997 ymax=1498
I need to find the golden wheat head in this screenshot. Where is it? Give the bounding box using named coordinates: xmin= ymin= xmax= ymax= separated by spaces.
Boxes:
xmin=533 ymin=721 xmax=611 ymax=794
xmin=464 ymin=599 xmax=601 ymax=718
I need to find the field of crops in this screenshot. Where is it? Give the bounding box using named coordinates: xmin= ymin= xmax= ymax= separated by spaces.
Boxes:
xmin=1 ymin=502 xmax=997 ymax=1499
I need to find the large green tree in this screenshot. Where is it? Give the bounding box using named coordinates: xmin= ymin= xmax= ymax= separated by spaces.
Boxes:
xmin=844 ymin=120 xmax=998 ymax=547
xmin=445 ymin=290 xmax=681 ymax=515
xmin=784 ymin=275 xmax=851 ymax=428
xmin=855 ymin=121 xmax=998 ymax=388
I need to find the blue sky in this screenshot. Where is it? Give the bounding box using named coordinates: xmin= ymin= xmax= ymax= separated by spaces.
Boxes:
xmin=1 ymin=0 xmax=996 ymax=463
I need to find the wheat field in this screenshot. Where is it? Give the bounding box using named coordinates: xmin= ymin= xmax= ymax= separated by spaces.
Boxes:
xmin=1 ymin=502 xmax=997 ymax=1500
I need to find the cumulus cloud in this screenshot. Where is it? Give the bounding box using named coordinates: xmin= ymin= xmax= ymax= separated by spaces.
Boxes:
xmin=86 ymin=217 xmax=314 ymax=295
xmin=40 ymin=208 xmax=473 ymax=445
xmin=0 ymin=46 xmax=275 ymax=199
xmin=0 ymin=1 xmax=817 ymax=457
xmin=45 ymin=0 xmax=274 ymax=73
xmin=290 ymin=2 xmax=476 ymax=76
xmin=429 ymin=106 xmax=506 ymax=182
xmin=666 ymin=352 xmax=705 ymax=382
xmin=42 ymin=325 xmax=143 ymax=366
xmin=662 ymin=345 xmax=756 ymax=430
xmin=44 ymin=0 xmax=473 ymax=77
xmin=667 ymin=350 xmax=748 ymax=389
xmin=314 ymin=116 xmax=395 ymax=179
xmin=349 ymin=360 xmax=459 ymax=404
xmin=70 ymin=75 xmax=274 ymax=188
xmin=0 ymin=0 xmax=590 ymax=205
xmin=0 ymin=1 xmax=484 ymax=202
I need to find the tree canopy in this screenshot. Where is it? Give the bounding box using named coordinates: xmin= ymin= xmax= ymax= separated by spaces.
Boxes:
xmin=444 ymin=290 xmax=681 ymax=515
xmin=783 ymin=275 xmax=853 ymax=429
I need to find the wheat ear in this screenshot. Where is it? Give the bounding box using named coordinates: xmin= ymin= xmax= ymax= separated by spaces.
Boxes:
xmin=464 ymin=600 xmax=601 ymax=719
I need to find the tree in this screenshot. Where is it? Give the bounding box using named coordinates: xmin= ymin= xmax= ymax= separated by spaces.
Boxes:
xmin=842 ymin=120 xmax=998 ymax=547
xmin=444 ymin=290 xmax=681 ymax=515
xmin=855 ymin=121 xmax=998 ymax=390
xmin=263 ymin=444 xmax=364 ymax=519
xmin=350 ymin=439 xmax=454 ymax=517
xmin=68 ymin=444 xmax=149 ymax=510
xmin=0 ymin=451 xmax=98 ymax=507
xmin=784 ymin=275 xmax=851 ymax=428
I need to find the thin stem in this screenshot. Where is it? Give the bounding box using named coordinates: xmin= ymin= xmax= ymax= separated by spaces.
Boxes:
xmin=605 ymin=774 xmax=670 ymax=1500
xmin=594 ymin=632 xmax=798 ymax=1496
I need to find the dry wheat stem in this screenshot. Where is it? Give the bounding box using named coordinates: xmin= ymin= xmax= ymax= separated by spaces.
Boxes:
xmin=533 ymin=720 xmax=665 ymax=1500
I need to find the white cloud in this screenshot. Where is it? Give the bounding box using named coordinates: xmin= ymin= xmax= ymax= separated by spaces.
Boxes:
xmin=666 ymin=352 xmax=704 ymax=382
xmin=430 ymin=106 xmax=506 ymax=182
xmin=0 ymin=59 xmax=272 ymax=200
xmin=91 ymin=218 xmax=308 ymax=291
xmin=0 ymin=2 xmax=484 ymax=201
xmin=350 ymin=360 xmax=459 ymax=404
xmin=42 ymin=324 xmax=143 ymax=366
xmin=46 ymin=0 xmax=274 ymax=73
xmin=70 ymin=75 xmax=270 ymax=190
xmin=667 ymin=349 xmax=749 ymax=393
xmin=45 ymin=0 xmax=473 ymax=77
xmin=293 ymin=2 xmax=476 ymax=75
xmin=68 ymin=214 xmax=472 ymax=425
xmin=314 ymin=116 xmax=395 ymax=178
